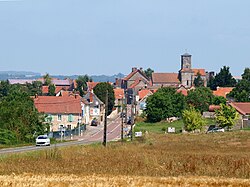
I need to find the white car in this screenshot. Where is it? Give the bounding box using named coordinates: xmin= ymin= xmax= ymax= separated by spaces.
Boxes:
xmin=36 ymin=135 xmax=50 ymax=146
xmin=207 ymin=127 xmax=225 ymax=133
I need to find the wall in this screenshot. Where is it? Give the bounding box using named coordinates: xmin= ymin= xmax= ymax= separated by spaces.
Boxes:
xmin=48 ymin=114 xmax=80 ymax=131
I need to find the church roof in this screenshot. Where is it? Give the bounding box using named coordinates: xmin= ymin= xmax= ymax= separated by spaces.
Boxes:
xmin=192 ymin=69 xmax=206 ymax=76
xmin=182 ymin=52 xmax=191 ymax=56
xmin=152 ymin=73 xmax=180 ymax=84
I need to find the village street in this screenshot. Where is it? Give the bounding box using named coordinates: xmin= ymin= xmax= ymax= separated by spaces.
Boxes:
xmin=0 ymin=109 xmax=131 ymax=155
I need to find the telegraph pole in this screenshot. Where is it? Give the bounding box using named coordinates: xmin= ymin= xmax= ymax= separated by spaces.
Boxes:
xmin=121 ymin=98 xmax=124 ymax=141
xmin=130 ymin=94 xmax=134 ymax=141
xmin=103 ymin=90 xmax=108 ymax=147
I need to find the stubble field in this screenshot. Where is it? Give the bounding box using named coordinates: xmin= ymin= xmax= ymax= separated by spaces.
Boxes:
xmin=0 ymin=131 xmax=250 ymax=186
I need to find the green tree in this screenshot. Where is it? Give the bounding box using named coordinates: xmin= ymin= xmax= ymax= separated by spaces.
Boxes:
xmin=48 ymin=84 xmax=56 ymax=96
xmin=25 ymin=81 xmax=43 ymax=96
xmin=76 ymin=75 xmax=92 ymax=97
xmin=0 ymin=80 xmax=10 ymax=99
xmin=182 ymin=107 xmax=206 ymax=132
xmin=228 ymin=68 xmax=250 ymax=102
xmin=215 ymin=104 xmax=239 ymax=129
xmin=212 ymin=96 xmax=227 ymax=105
xmin=193 ymin=72 xmax=204 ymax=87
xmin=43 ymin=73 xmax=52 ymax=86
xmin=186 ymin=87 xmax=214 ymax=113
xmin=209 ymin=66 xmax=236 ymax=90
xmin=144 ymin=68 xmax=154 ymax=80
xmin=145 ymin=87 xmax=186 ymax=122
xmin=0 ymin=87 xmax=46 ymax=143
xmin=93 ymin=82 xmax=115 ymax=115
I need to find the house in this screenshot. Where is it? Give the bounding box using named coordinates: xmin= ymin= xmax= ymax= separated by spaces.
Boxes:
xmin=8 ymin=79 xmax=35 ymax=84
xmin=114 ymin=88 xmax=125 ymax=112
xmin=122 ymin=67 xmax=150 ymax=91
xmin=84 ymin=91 xmax=105 ymax=125
xmin=137 ymin=89 xmax=153 ymax=115
xmin=33 ymin=95 xmax=83 ymax=132
xmin=213 ymin=87 xmax=234 ymax=98
xmin=229 ymin=102 xmax=250 ymax=128
xmin=121 ymin=67 xmax=150 ymax=103
xmin=177 ymin=85 xmax=188 ymax=96
xmin=9 ymin=78 xmax=75 ymax=95
xmin=41 ymin=78 xmax=75 ymax=95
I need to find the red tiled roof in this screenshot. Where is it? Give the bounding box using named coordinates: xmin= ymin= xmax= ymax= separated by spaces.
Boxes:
xmin=213 ymin=87 xmax=234 ymax=98
xmin=33 ymin=96 xmax=82 ymax=114
xmin=192 ymin=69 xmax=206 ymax=76
xmin=138 ymin=89 xmax=152 ymax=100
xmin=229 ymin=102 xmax=250 ymax=115
xmin=42 ymin=86 xmax=69 ymax=94
xmin=123 ymin=69 xmax=148 ymax=81
xmin=152 ymin=73 xmax=180 ymax=84
xmin=114 ymin=88 xmax=124 ymax=99
xmin=177 ymin=89 xmax=188 ymax=96
xmin=209 ymin=105 xmax=221 ymax=112
xmin=87 ymin=82 xmax=99 ymax=91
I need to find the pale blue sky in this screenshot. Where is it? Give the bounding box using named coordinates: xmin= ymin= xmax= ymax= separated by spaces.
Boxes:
xmin=0 ymin=0 xmax=249 ymax=76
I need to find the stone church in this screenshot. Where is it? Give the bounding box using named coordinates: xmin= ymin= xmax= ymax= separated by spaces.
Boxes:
xmin=178 ymin=53 xmax=207 ymax=87
xmin=152 ymin=53 xmax=208 ymax=88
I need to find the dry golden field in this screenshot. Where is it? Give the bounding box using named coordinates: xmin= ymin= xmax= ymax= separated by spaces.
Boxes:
xmin=0 ymin=174 xmax=250 ymax=187
xmin=0 ymin=131 xmax=250 ymax=186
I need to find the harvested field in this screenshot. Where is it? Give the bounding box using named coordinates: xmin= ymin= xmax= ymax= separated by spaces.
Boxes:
xmin=0 ymin=131 xmax=250 ymax=186
xmin=0 ymin=174 xmax=250 ymax=187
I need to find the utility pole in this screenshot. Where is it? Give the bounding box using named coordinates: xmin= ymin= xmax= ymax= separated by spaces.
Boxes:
xmin=130 ymin=94 xmax=134 ymax=141
xmin=121 ymin=97 xmax=124 ymax=141
xmin=103 ymin=90 xmax=108 ymax=147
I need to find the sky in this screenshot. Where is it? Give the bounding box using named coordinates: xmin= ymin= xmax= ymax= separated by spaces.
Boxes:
xmin=0 ymin=0 xmax=249 ymax=76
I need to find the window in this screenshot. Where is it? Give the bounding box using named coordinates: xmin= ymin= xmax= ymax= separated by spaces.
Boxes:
xmin=58 ymin=114 xmax=62 ymax=121
xmin=46 ymin=114 xmax=53 ymax=122
xmin=58 ymin=124 xmax=64 ymax=131
xmin=67 ymin=125 xmax=72 ymax=130
xmin=68 ymin=114 xmax=74 ymax=122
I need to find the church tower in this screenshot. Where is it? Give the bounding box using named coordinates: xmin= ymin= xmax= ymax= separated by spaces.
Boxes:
xmin=181 ymin=53 xmax=192 ymax=70
xmin=179 ymin=53 xmax=193 ymax=88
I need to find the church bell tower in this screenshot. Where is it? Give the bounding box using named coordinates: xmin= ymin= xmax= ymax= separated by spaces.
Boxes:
xmin=181 ymin=53 xmax=192 ymax=70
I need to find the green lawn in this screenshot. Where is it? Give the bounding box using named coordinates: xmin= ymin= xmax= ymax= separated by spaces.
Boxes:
xmin=134 ymin=118 xmax=216 ymax=134
xmin=134 ymin=120 xmax=184 ymax=134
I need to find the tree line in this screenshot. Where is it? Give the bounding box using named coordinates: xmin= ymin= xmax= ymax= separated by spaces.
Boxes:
xmin=145 ymin=66 xmax=250 ymax=131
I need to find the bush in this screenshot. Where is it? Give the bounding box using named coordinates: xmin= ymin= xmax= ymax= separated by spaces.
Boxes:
xmin=0 ymin=129 xmax=17 ymax=145
xmin=182 ymin=107 xmax=206 ymax=132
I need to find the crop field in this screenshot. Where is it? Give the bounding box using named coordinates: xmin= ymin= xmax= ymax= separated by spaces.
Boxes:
xmin=0 ymin=131 xmax=250 ymax=186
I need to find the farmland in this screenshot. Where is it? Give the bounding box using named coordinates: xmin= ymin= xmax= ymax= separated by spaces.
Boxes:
xmin=0 ymin=131 xmax=250 ymax=186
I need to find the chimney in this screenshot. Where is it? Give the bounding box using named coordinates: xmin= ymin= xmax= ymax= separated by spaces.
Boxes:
xmin=115 ymin=78 xmax=119 ymax=86
xmin=132 ymin=67 xmax=137 ymax=72
xmin=140 ymin=67 xmax=143 ymax=71
xmin=89 ymin=92 xmax=93 ymax=103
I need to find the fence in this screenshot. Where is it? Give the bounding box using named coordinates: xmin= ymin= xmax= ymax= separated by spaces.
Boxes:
xmin=49 ymin=125 xmax=86 ymax=139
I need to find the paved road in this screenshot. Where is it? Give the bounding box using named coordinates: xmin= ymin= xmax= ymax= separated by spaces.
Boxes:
xmin=0 ymin=115 xmax=125 ymax=155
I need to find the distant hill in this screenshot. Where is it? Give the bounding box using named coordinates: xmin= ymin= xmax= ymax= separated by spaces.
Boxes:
xmin=0 ymin=71 xmax=41 ymax=80
xmin=91 ymin=73 xmax=125 ymax=82
xmin=52 ymin=73 xmax=125 ymax=82
xmin=0 ymin=71 xmax=125 ymax=83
